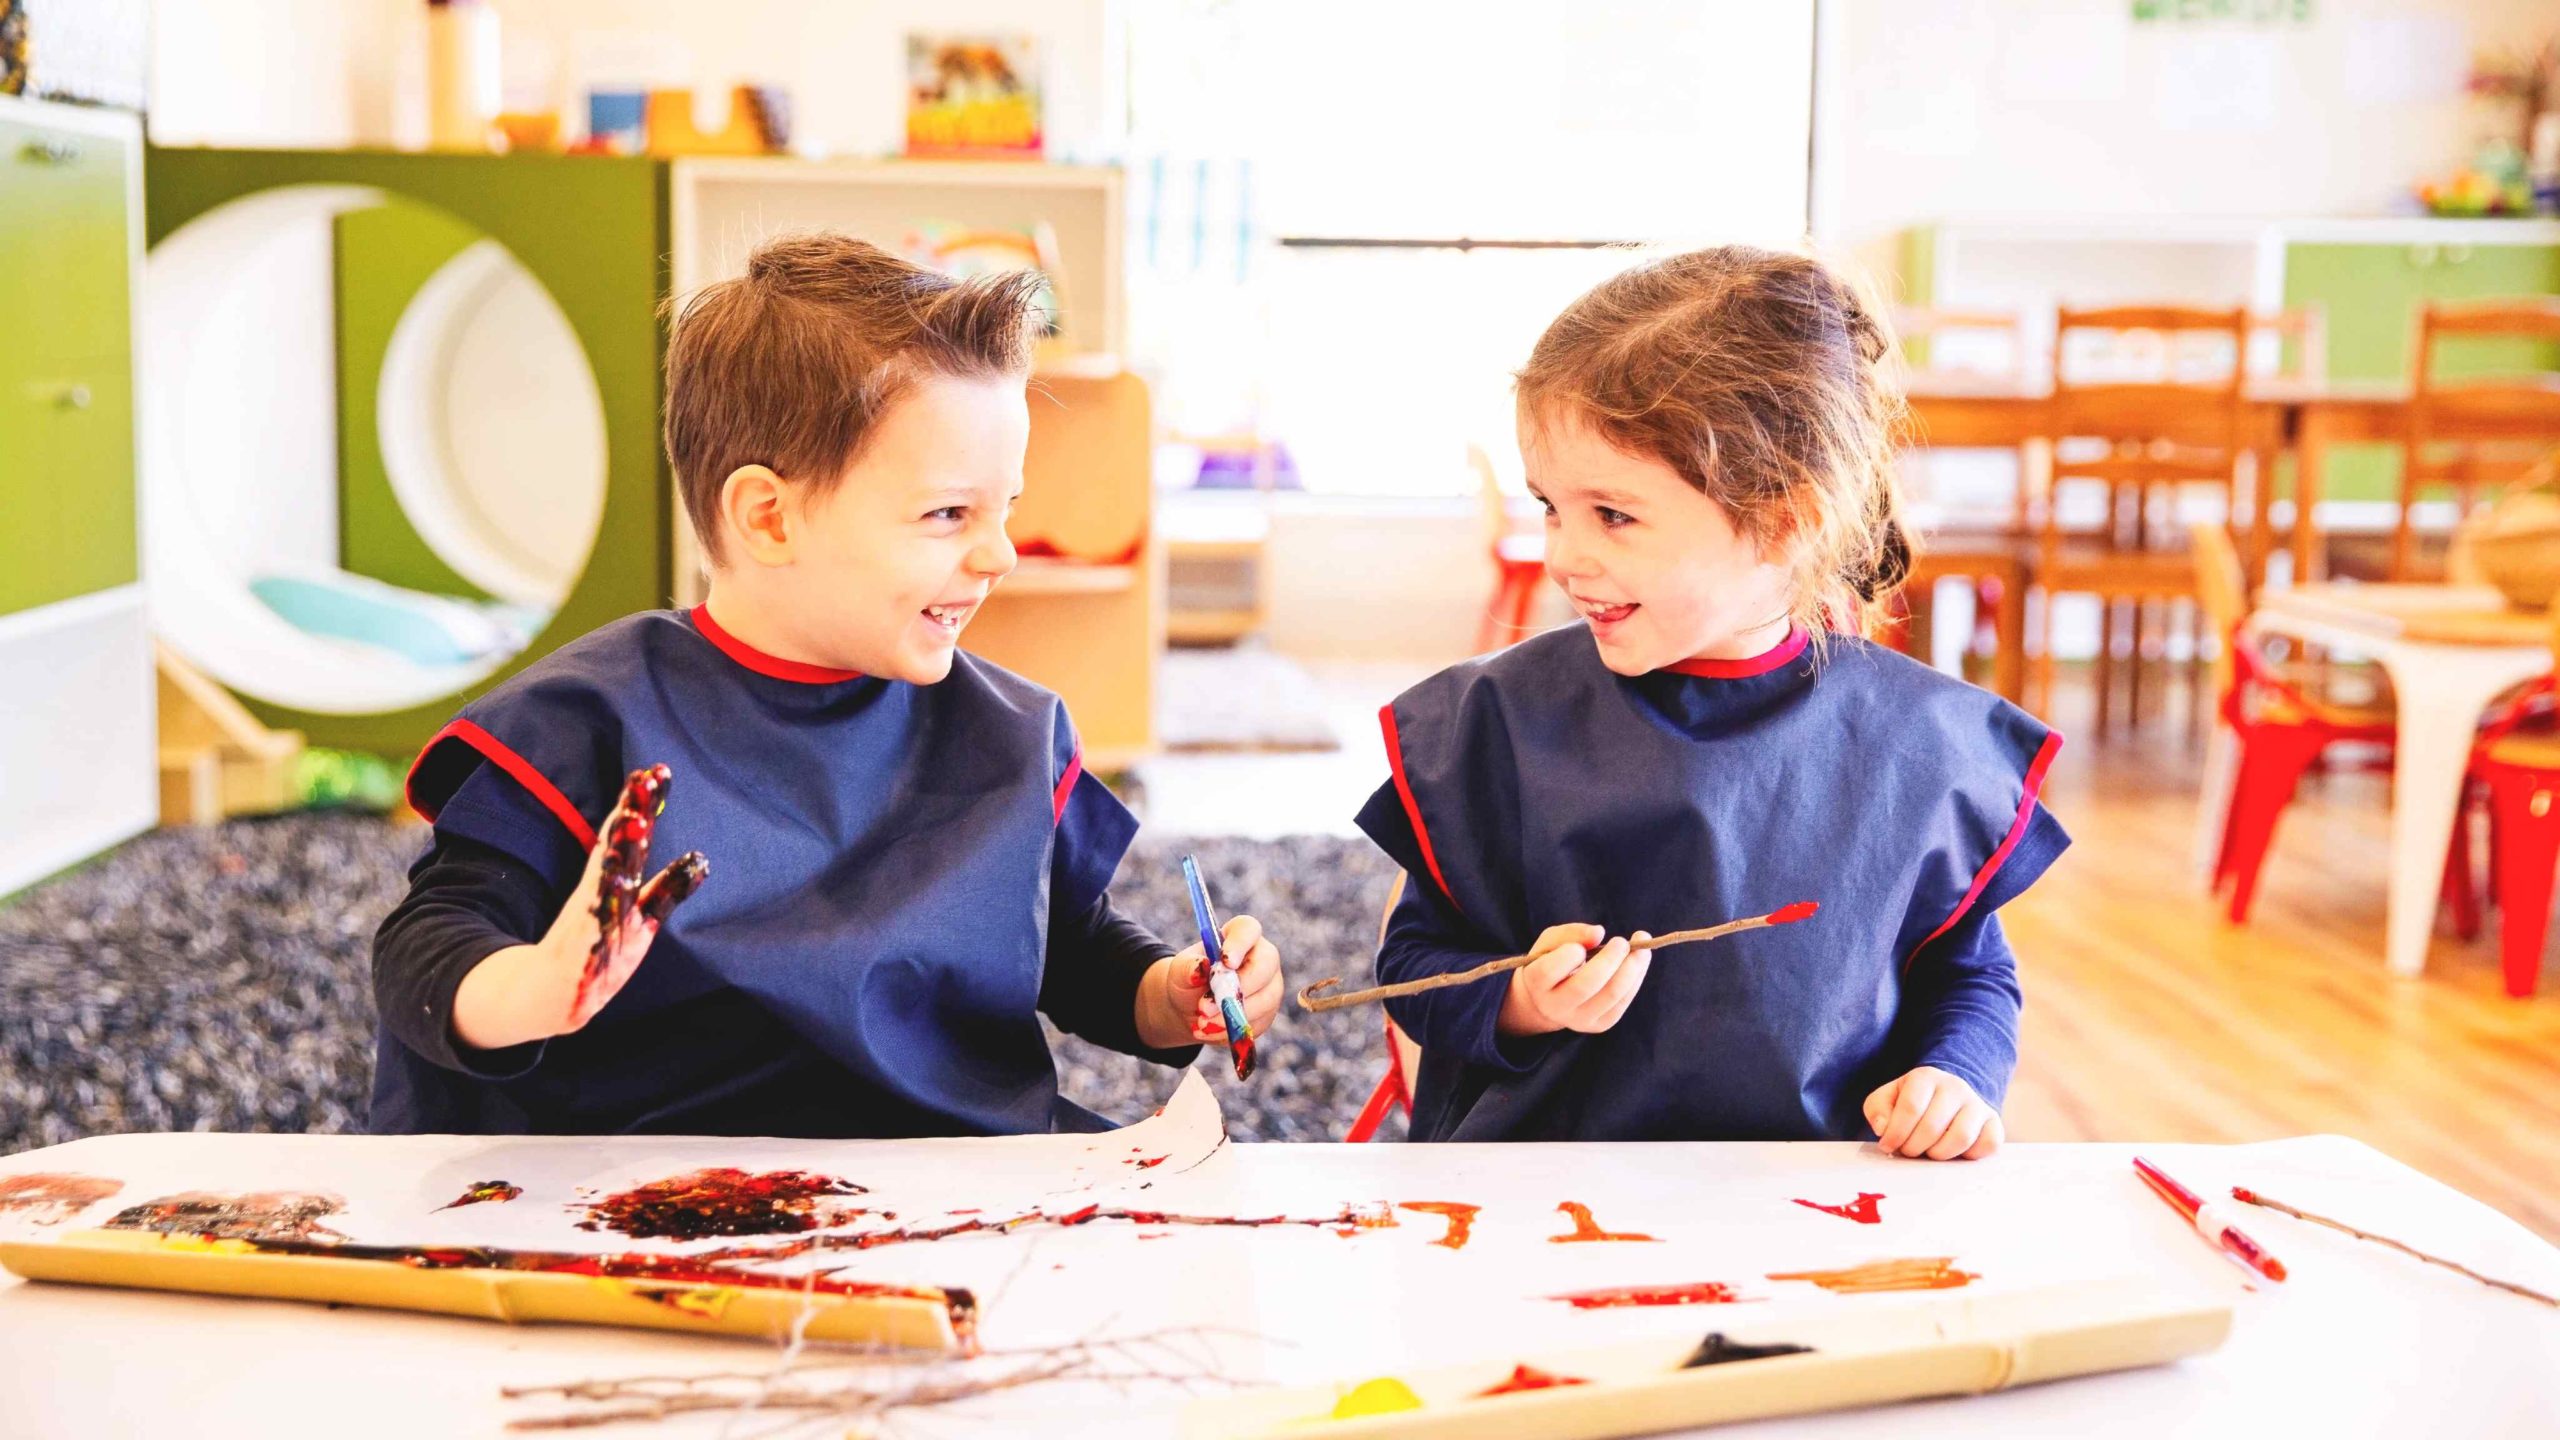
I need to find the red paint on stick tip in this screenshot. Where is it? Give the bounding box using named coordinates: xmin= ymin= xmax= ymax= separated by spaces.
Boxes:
xmin=1769 ymin=901 xmax=1820 ymax=925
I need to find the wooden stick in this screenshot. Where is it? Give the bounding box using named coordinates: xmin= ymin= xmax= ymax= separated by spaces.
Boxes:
xmin=1295 ymin=902 xmax=1818 ymax=1013
xmin=2228 ymin=1187 xmax=2557 ymax=1308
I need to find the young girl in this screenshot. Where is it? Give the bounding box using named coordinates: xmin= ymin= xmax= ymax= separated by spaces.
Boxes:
xmin=1356 ymin=247 xmax=2065 ymax=1156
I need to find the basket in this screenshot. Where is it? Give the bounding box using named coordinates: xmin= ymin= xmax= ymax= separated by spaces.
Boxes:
xmin=2465 ymin=451 xmax=2560 ymax=611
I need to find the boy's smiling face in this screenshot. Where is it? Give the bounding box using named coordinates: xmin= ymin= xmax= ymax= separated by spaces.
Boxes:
xmin=1520 ymin=407 xmax=1795 ymax=676
xmin=728 ymin=373 xmax=1027 ymax=684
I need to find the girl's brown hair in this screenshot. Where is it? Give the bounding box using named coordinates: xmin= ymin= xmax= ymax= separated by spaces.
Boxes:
xmin=663 ymin=234 xmax=1047 ymax=565
xmin=1514 ymin=245 xmax=1911 ymax=642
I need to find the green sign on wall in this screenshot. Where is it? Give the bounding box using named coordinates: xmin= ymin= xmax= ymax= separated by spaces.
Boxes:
xmin=2133 ymin=0 xmax=2314 ymax=23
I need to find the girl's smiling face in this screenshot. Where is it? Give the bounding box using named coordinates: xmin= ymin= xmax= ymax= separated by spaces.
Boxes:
xmin=1520 ymin=408 xmax=1797 ymax=676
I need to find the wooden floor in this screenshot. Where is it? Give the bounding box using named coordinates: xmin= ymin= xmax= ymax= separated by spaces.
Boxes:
xmin=2003 ymin=678 xmax=2560 ymax=1243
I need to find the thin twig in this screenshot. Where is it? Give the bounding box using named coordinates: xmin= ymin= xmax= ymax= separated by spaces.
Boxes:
xmin=503 ymin=1324 xmax=1268 ymax=1433
xmin=2230 ymin=1186 xmax=2558 ymax=1308
xmin=1295 ymin=901 xmax=1819 ymax=1012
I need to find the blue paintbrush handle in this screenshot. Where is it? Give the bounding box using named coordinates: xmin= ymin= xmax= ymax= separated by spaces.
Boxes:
xmin=1180 ymin=854 xmax=1225 ymax=968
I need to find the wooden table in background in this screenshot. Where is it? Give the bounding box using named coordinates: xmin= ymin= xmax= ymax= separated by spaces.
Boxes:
xmin=2248 ymin=583 xmax=2551 ymax=979
xmin=1901 ymin=377 xmax=2413 ymax=585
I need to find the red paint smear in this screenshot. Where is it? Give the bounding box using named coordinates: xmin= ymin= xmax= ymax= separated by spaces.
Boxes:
xmin=436 ymin=1180 xmax=523 ymax=1212
xmin=1398 ymin=1201 xmax=1482 ymax=1250
xmin=579 ymin=1168 xmax=868 ymax=1240
xmin=1792 ymin=1191 xmax=1884 ymax=1224
xmin=1769 ymin=901 xmax=1820 ymax=925
xmin=815 ymin=1203 xmax=1397 ymax=1253
xmin=1550 ymin=1281 xmax=1747 ymax=1310
xmin=1131 ymin=1155 xmax=1168 ymax=1169
xmin=1478 ymin=1364 xmax=1590 ymax=1397
xmin=0 ymin=1173 xmax=123 ymax=1223
xmin=1550 ymin=1201 xmax=1657 ymax=1244
xmin=189 ymin=1235 xmax=977 ymax=1347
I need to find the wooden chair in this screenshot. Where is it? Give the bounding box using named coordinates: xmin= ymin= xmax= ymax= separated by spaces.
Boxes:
xmin=1345 ymin=871 xmax=1423 ymax=1143
xmin=2393 ymin=299 xmax=2560 ymax=580
xmin=2253 ymin=306 xmax=2328 ymax=385
xmin=1888 ymin=307 xmax=2036 ymax=699
xmin=1471 ymin=443 xmax=1546 ymax=653
xmin=2032 ymin=305 xmax=2253 ymax=731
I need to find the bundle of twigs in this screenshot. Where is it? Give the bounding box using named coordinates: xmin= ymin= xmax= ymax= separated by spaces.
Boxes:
xmin=502 ymin=1326 xmax=1255 ymax=1433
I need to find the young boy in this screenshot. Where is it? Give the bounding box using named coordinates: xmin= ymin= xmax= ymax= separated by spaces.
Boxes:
xmin=372 ymin=235 xmax=1283 ymax=1137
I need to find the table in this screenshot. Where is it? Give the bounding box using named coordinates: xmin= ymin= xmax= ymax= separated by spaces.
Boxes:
xmin=4 ymin=1129 xmax=2555 ymax=1437
xmin=2247 ymin=583 xmax=2553 ymax=977
xmin=1903 ymin=376 xmax=2411 ymax=585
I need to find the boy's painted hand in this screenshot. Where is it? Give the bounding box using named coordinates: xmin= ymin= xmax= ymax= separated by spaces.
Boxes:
xmin=545 ymin=767 xmax=708 ymax=1032
xmin=1863 ymin=1065 xmax=2002 ymax=1160
xmin=1496 ymin=924 xmax=1654 ymax=1037
xmin=451 ymin=766 xmax=709 ymax=1052
xmin=1163 ymin=914 xmax=1284 ymax=1046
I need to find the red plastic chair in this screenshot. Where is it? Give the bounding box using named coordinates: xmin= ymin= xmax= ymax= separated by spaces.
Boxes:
xmin=2193 ymin=523 xmax=2424 ymax=924
xmin=1346 ymin=873 xmax=1423 ymax=1142
xmin=1471 ymin=445 xmax=1546 ymax=653
xmin=2209 ymin=639 xmax=2413 ymax=924
xmin=2465 ymin=670 xmax=2560 ymax=996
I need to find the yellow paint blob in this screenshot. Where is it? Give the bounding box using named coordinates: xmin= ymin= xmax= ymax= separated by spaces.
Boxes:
xmin=1329 ymin=1377 xmax=1424 ymax=1418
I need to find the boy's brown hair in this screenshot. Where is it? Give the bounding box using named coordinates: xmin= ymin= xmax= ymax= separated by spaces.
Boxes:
xmin=664 ymin=234 xmax=1047 ymax=563
xmin=1515 ymin=245 xmax=1912 ymax=642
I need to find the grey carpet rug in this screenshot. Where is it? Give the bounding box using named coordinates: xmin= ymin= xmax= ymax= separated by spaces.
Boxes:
xmin=0 ymin=815 xmax=1408 ymax=1156
xmin=1157 ymin=643 xmax=1342 ymax=753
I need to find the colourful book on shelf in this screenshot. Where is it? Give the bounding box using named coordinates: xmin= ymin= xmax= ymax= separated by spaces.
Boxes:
xmin=904 ymin=35 xmax=1043 ymax=158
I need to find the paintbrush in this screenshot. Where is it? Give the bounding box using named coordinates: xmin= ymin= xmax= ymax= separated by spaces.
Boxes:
xmin=1295 ymin=901 xmax=1819 ymax=1013
xmin=1181 ymin=854 xmax=1256 ymax=1079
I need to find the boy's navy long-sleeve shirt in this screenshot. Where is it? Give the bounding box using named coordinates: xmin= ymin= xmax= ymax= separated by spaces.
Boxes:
xmin=370 ymin=606 xmax=1195 ymax=1139
xmin=1355 ymin=624 xmax=2065 ymax=1143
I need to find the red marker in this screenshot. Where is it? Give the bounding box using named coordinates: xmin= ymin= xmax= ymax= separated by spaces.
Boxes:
xmin=2133 ymin=1156 xmax=2286 ymax=1284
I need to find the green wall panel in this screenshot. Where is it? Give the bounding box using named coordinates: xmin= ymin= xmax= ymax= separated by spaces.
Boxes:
xmin=2283 ymin=241 xmax=2560 ymax=503
xmin=332 ymin=195 xmax=490 ymax=600
xmin=0 ymin=111 xmax=137 ymax=617
xmin=145 ymin=148 xmax=672 ymax=757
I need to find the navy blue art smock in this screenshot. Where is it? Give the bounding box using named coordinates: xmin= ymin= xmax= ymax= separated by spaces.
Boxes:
xmin=1356 ymin=624 xmax=2067 ymax=1143
xmin=371 ymin=606 xmax=1186 ymax=1138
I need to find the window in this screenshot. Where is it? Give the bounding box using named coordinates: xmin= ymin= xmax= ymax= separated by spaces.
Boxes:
xmin=1126 ymin=1 xmax=1818 ymax=497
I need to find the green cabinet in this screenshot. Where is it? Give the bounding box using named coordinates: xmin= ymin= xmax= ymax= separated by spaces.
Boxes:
xmin=0 ymin=95 xmax=155 ymax=897
xmin=0 ymin=104 xmax=138 ymax=617
xmin=2282 ymin=240 xmax=2560 ymax=502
